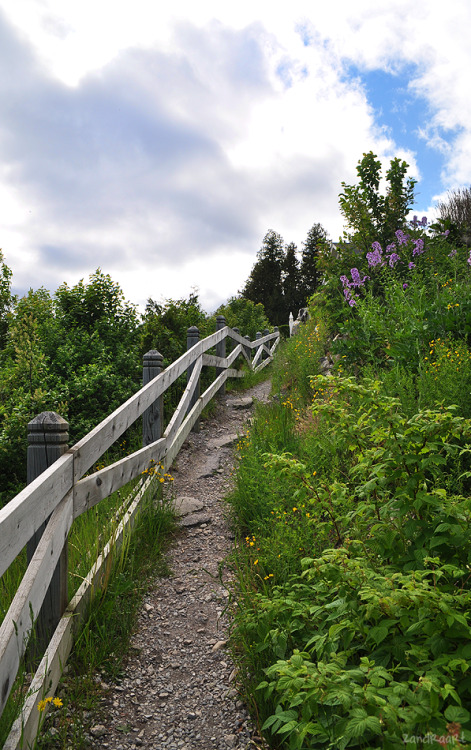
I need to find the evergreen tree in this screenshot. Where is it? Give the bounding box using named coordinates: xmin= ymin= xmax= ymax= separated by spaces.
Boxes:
xmin=242 ymin=230 xmax=285 ymax=325
xmin=299 ymin=223 xmax=328 ymax=304
xmin=283 ymin=242 xmax=302 ymax=317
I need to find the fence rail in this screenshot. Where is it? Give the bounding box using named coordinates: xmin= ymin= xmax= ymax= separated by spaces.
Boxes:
xmin=0 ymin=321 xmax=279 ymax=748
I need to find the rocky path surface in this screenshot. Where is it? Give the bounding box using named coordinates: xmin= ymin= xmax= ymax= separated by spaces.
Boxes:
xmin=91 ymin=380 xmax=271 ymax=750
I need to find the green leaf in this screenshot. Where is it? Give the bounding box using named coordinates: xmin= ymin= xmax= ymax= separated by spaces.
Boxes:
xmin=369 ymin=625 xmax=389 ymax=644
xmin=444 ymin=705 xmax=470 ymax=723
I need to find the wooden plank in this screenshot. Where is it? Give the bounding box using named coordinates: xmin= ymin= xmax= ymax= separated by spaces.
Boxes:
xmin=0 ymin=453 xmax=73 ymax=580
xmin=72 ymin=328 xmax=228 ymax=481
xmin=4 ymin=476 xmax=153 ymax=749
xmin=0 ymin=493 xmax=73 ymax=717
xmin=202 ymin=343 xmax=245 ymax=371
xmin=252 ymin=343 xmax=271 ymax=368
xmin=3 ymin=607 xmax=75 ymax=750
xmin=163 ymin=357 xmax=203 ymax=442
xmin=201 ymin=353 xmax=222 ymax=368
xmin=270 ymin=336 xmax=280 ymax=355
xmin=73 ymin=438 xmax=167 ymax=519
xmin=254 ymin=356 xmax=273 ymax=373
xmin=164 ymin=369 xmax=228 ymax=470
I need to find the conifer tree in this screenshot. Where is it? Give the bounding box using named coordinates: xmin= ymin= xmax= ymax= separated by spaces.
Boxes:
xmin=283 ymin=242 xmax=302 ymax=317
xmin=299 ymin=223 xmax=328 ymax=303
xmin=242 ymin=230 xmax=285 ymax=325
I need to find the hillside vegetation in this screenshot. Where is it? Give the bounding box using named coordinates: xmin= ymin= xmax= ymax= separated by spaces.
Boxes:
xmin=0 ymin=271 xmax=270 ymax=507
xmin=227 ymin=162 xmax=471 ymax=748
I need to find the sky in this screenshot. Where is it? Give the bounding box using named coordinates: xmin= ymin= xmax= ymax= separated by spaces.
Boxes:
xmin=0 ymin=0 xmax=470 ymax=313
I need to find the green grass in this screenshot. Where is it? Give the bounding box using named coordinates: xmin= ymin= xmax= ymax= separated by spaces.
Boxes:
xmin=0 ymin=475 xmax=177 ymax=749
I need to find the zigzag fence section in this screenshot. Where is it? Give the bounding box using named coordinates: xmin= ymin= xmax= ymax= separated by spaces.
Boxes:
xmin=0 ymin=319 xmax=280 ymax=749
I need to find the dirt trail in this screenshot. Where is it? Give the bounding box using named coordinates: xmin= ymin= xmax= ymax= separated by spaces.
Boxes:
xmin=90 ymin=380 xmax=271 ymax=750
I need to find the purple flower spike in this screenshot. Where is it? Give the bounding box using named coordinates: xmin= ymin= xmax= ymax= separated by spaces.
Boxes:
xmin=421 ymin=216 xmax=428 ymax=226
xmin=411 ymin=215 xmax=418 ymax=227
xmin=408 ymin=261 xmax=416 ymax=269
xmin=412 ymin=238 xmax=425 ymax=256
xmin=349 ymin=267 xmax=369 ymax=287
xmin=395 ymin=229 xmax=410 ymax=245
xmin=388 ymin=253 xmax=401 ymax=268
xmin=366 ymin=241 xmax=384 ymax=268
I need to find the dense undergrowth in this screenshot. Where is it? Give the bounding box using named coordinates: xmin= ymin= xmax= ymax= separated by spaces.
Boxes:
xmin=227 ymin=223 xmax=471 ymax=749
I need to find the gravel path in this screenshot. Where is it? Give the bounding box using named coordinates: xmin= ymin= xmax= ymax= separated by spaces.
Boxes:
xmin=91 ymin=380 xmax=271 ymax=750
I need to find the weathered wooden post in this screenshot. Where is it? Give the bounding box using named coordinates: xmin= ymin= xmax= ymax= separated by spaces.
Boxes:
xmin=215 ymin=315 xmax=226 ymax=395
xmin=244 ymin=335 xmax=251 ymax=364
xmin=27 ymin=412 xmax=69 ymax=659
xmin=187 ymin=326 xmax=200 ymax=433
xmin=232 ymin=327 xmax=240 ymax=363
xmin=256 ymin=331 xmax=262 ymax=365
xmin=263 ymin=328 xmax=270 ymax=360
xmin=142 ymin=350 xmax=164 ymax=447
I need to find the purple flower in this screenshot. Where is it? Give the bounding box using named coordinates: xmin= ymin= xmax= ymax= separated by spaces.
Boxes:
xmin=448 ymin=248 xmax=457 ymax=258
xmin=403 ymin=283 xmax=408 ymax=289
xmin=386 ymin=243 xmax=396 ymax=253
xmin=421 ymin=216 xmax=428 ymax=226
xmin=388 ymin=253 xmax=401 ymax=268
xmin=412 ymin=238 xmax=425 ymax=256
xmin=411 ymin=215 xmax=418 ymax=227
xmin=467 ymin=251 xmax=471 ymax=266
xmin=350 ymin=267 xmax=369 ymax=287
xmin=395 ymin=229 xmax=410 ymax=245
xmin=408 ymin=261 xmax=416 ymax=269
xmin=366 ymin=242 xmax=384 ymax=268
xmin=340 ymin=274 xmax=349 ymax=287
xmin=444 ymin=230 xmax=450 ymax=237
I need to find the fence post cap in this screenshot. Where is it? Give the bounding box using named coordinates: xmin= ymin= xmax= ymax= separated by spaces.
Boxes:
xmin=143 ymin=350 xmax=163 ymax=362
xmin=27 ymin=412 xmax=69 ymax=433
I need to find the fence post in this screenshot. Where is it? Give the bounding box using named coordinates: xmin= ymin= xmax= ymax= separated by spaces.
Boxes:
xmin=244 ymin=335 xmax=251 ymax=364
xmin=215 ymin=315 xmax=226 ymax=395
xmin=142 ymin=350 xmax=164 ymax=447
xmin=187 ymin=326 xmax=200 ymax=433
xmin=263 ymin=328 xmax=270 ymax=360
xmin=27 ymin=412 xmax=69 ymax=659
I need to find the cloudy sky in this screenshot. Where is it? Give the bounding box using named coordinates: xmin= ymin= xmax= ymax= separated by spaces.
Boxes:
xmin=0 ymin=0 xmax=469 ymax=312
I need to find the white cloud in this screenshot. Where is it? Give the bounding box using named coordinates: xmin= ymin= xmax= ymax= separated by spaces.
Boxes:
xmin=1 ymin=1 xmax=471 ymax=311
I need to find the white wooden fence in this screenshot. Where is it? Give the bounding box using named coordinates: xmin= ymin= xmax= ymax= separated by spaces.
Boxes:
xmin=0 ymin=321 xmax=279 ymax=748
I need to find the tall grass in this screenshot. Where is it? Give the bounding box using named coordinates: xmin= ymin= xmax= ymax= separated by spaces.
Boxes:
xmin=0 ymin=474 xmax=176 ymax=748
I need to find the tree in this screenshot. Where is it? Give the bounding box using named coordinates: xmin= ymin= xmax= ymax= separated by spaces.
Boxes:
xmin=436 ymin=187 xmax=471 ymax=246
xmin=0 ymin=249 xmax=14 ymax=351
xmin=212 ymin=296 xmax=270 ymax=341
xmin=339 ymin=152 xmax=417 ymax=253
xmin=242 ymin=230 xmax=285 ymax=325
xmin=299 ymin=223 xmax=328 ymax=303
xmin=283 ymin=242 xmax=302 ymax=317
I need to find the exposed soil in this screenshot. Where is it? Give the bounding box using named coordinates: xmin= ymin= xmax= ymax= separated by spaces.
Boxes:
xmin=88 ymin=379 xmax=272 ymax=750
